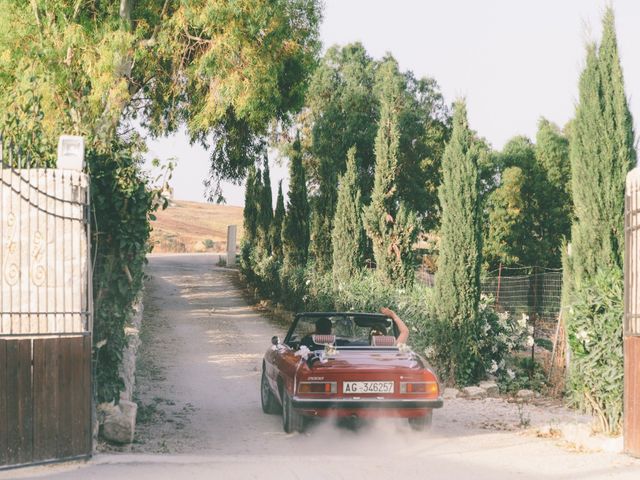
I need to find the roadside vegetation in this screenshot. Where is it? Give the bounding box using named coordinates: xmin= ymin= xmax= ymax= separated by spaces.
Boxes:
xmin=0 ymin=2 xmax=632 ymax=437
xmin=239 ymin=7 xmax=634 ymax=436
xmin=0 ymin=0 xmax=322 ymax=404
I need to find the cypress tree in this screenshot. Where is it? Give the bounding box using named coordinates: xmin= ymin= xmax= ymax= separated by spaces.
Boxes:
xmin=310 ymin=159 xmax=336 ymax=273
xmin=434 ymin=100 xmax=483 ymax=385
xmin=271 ymin=180 xmax=285 ymax=261
xmin=564 ymin=8 xmax=634 ymax=433
xmin=363 ymin=59 xmax=417 ymax=286
xmin=332 ymin=147 xmax=366 ymax=285
xmin=569 ymin=7 xmax=635 ymax=284
xmin=256 ymin=158 xmax=273 ymax=256
xmin=283 ymin=135 xmax=310 ymax=269
xmin=242 ymin=165 xmax=259 ymax=245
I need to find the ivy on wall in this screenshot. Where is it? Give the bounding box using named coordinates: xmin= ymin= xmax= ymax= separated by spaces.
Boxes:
xmin=90 ymin=147 xmax=168 ymax=403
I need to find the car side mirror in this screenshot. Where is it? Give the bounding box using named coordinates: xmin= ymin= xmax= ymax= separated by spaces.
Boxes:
xmin=271 ymin=336 xmax=280 ymax=346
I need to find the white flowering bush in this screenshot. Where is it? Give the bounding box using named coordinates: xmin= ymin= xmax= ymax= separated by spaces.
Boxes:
xmin=475 ymin=294 xmax=530 ymax=379
xmin=566 ymin=268 xmax=623 ymax=435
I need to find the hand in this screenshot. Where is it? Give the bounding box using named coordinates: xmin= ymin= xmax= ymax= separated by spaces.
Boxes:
xmin=380 ymin=307 xmax=395 ymax=318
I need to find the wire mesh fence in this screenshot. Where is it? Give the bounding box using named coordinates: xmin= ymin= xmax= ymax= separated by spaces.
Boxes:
xmin=416 ymin=266 xmax=563 ymax=340
xmin=481 ymin=268 xmax=563 ymax=340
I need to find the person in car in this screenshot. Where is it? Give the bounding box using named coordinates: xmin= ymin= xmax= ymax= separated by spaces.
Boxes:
xmin=300 ymin=317 xmax=332 ymax=350
xmin=378 ymin=307 xmax=409 ymax=345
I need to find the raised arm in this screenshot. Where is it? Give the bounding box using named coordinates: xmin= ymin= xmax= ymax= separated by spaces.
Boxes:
xmin=379 ymin=307 xmax=409 ymax=345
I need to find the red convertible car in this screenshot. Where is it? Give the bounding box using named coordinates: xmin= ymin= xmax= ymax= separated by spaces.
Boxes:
xmin=261 ymin=312 xmax=443 ymax=433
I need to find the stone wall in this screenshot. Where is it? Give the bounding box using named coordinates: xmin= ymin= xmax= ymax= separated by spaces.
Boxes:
xmin=119 ymin=295 xmax=143 ymax=402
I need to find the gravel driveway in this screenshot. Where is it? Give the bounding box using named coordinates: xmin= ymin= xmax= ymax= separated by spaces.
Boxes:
xmin=4 ymin=253 xmax=640 ymax=480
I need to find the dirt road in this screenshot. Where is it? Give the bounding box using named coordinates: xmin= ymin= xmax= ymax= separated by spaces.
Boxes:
xmin=5 ymin=254 xmax=640 ymax=479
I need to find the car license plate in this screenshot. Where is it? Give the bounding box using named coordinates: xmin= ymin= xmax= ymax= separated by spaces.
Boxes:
xmin=342 ymin=381 xmax=394 ymax=394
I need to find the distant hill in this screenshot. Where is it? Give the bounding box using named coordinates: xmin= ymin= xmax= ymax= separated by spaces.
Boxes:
xmin=150 ymin=200 xmax=244 ymax=253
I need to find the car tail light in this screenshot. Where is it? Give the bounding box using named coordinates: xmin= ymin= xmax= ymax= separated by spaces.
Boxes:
xmin=400 ymin=381 xmax=438 ymax=396
xmin=298 ymin=381 xmax=337 ymax=394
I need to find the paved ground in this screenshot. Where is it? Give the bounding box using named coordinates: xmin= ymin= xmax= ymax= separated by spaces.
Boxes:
xmin=3 ymin=254 xmax=640 ymax=479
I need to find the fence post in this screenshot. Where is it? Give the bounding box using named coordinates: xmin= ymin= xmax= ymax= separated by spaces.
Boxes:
xmin=226 ymin=225 xmax=237 ymax=266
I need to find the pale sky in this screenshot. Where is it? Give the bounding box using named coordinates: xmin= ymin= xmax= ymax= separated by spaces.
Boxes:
xmin=144 ymin=0 xmax=640 ymax=207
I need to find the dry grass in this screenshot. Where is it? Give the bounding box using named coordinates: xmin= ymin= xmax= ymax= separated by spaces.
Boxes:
xmin=150 ymin=200 xmax=244 ymax=253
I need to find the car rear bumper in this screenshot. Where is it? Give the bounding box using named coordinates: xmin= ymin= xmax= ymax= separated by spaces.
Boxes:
xmin=292 ymin=397 xmax=444 ymax=410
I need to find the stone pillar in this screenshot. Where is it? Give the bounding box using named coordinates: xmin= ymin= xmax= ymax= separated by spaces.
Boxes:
xmin=227 ymin=225 xmax=237 ymax=266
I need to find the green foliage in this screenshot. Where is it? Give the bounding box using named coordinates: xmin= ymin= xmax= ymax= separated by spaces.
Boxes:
xmin=271 ymin=181 xmax=286 ymax=261
xmin=305 ymin=43 xmax=376 ymax=272
xmin=563 ymin=8 xmax=632 ymax=435
xmin=242 ymin=166 xmax=259 ymax=245
xmin=536 ymin=118 xmax=572 ymax=206
xmin=569 ymin=8 xmax=635 ymax=283
xmin=0 ymin=0 xmax=321 ymax=405
xmin=309 ymin=157 xmax=336 ymax=272
xmin=0 ymin=87 xmax=55 ymax=166
xmin=291 ymin=43 xmax=450 ymax=238
xmin=434 ymin=100 xmax=483 ymax=385
xmin=566 ymin=269 xmax=623 ymax=434
xmin=0 ymin=0 xmax=320 ymax=195
xmin=332 ymin=147 xmax=366 ymax=285
xmin=497 ymin=357 xmax=548 ymax=395
xmin=363 ymin=59 xmax=417 ymax=287
xmin=90 ymin=146 xmax=165 ymax=403
xmin=282 ymin=135 xmax=310 ymax=270
xmin=256 ymin=159 xmax=273 ymax=256
xmin=484 ymin=131 xmax=571 ymax=270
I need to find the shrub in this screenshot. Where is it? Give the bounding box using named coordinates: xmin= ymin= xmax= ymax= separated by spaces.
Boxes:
xmin=425 ymin=295 xmax=529 ymax=386
xmin=566 ymin=268 xmax=623 ymax=434
xmin=497 ymin=357 xmax=548 ymax=395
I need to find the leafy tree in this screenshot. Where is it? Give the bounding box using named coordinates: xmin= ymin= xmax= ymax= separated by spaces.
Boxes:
xmin=272 ymin=181 xmax=286 ymax=260
xmin=535 ymin=118 xmax=572 ymax=265
xmin=305 ymin=43 xmax=378 ymax=271
xmin=296 ymin=45 xmax=450 ymax=270
xmin=483 ymin=127 xmax=572 ymax=271
xmin=332 ymin=147 xmax=366 ymax=285
xmin=256 ymin=159 xmax=273 ymax=256
xmin=396 ymin=73 xmax=451 ymax=231
xmin=0 ymin=1 xmax=321 ymax=403
xmin=536 ymin=118 xmax=572 ymax=205
xmin=434 ymin=100 xmax=483 ymax=385
xmin=0 ymin=0 xmax=321 ymax=185
xmin=363 ymin=59 xmax=417 ymax=287
xmin=283 ymin=135 xmax=310 ymax=269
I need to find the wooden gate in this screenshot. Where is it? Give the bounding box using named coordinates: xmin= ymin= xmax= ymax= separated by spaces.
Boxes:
xmin=625 ymin=167 xmax=640 ymax=457
xmin=0 ymin=337 xmax=92 ymax=467
xmin=0 ymin=140 xmax=93 ymax=469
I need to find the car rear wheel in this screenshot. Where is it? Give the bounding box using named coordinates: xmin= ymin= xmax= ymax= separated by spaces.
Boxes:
xmin=408 ymin=411 xmax=433 ymax=431
xmin=282 ymin=390 xmax=304 ymax=433
xmin=261 ymin=369 xmax=280 ymax=414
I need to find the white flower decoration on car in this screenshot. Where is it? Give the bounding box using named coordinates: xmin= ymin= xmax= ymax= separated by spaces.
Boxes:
xmin=324 ymin=344 xmax=338 ymax=356
xmin=397 ymin=343 xmax=411 ymax=353
xmin=295 ymin=345 xmax=312 ymax=361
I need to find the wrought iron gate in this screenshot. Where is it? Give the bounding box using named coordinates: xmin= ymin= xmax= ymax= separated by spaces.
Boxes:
xmin=0 ymin=140 xmax=93 ymax=469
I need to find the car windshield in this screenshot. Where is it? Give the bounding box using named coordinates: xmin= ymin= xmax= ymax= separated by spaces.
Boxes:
xmin=286 ymin=314 xmax=395 ymax=348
